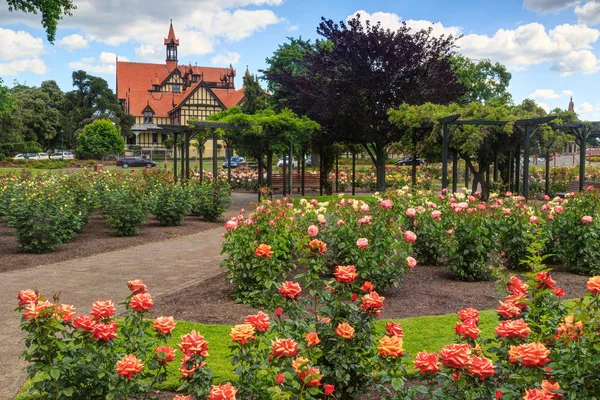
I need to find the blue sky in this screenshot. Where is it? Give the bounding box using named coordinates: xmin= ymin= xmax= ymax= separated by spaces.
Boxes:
xmin=1 ymin=0 xmax=599 ymax=119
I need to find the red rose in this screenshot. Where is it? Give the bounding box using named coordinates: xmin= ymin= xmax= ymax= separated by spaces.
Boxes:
xmin=116 ymin=354 xmax=144 ymax=379
xmin=385 ymin=321 xmax=404 ymax=337
xmin=414 ymin=351 xmax=441 ymax=374
xmin=17 ymin=289 xmax=37 ymax=306
xmin=279 ymin=281 xmax=302 ymax=299
xmin=244 ymin=311 xmax=271 ymax=332
xmin=468 ymin=356 xmax=495 ymax=381
xmin=92 ymin=321 xmax=118 ymax=342
xmin=271 ymin=338 xmax=299 ymax=358
xmin=361 ymin=291 xmax=385 ymax=313
xmin=333 ymin=265 xmax=358 ymax=283
xmin=324 ymin=384 xmax=335 ymax=395
xmin=90 ymin=299 xmax=116 ymax=320
xmin=440 ymin=343 xmax=471 ymax=369
xmin=208 ymin=382 xmax=238 ymax=400
xmin=178 ymin=330 xmax=209 ymax=357
xmin=130 ymin=293 xmax=153 ymax=312
xmin=126 ymin=279 xmax=147 ymax=294
xmin=73 ymin=314 xmax=96 ymax=332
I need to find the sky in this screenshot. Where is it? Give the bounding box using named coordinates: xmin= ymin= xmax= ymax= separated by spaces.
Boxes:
xmin=0 ymin=0 xmax=599 ymax=120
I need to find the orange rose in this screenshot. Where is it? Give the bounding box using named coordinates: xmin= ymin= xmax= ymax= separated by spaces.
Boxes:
xmin=504 ymin=294 xmax=528 ymax=310
xmin=333 ymin=265 xmax=358 ymax=283
xmin=495 ymin=319 xmax=532 ymax=339
xmin=298 ymin=366 xmax=322 ymax=387
xmin=335 ymin=322 xmax=355 ymax=339
xmin=385 ymin=322 xmax=404 ymax=337
xmin=305 ymin=332 xmax=321 ymax=346
xmin=57 ymin=304 xmax=76 ymax=322
xmin=92 ymin=321 xmax=118 ymax=342
xmin=230 ymin=324 xmax=256 ymax=345
xmin=555 ymin=315 xmax=584 ymax=341
xmin=497 ymin=300 xmax=521 ymax=319
xmin=377 ymin=335 xmax=404 ymax=357
xmin=508 ymin=342 xmax=551 ymax=367
xmin=536 ymin=272 xmax=556 ymax=289
xmin=244 ymin=311 xmax=271 ymax=332
xmin=178 ymin=330 xmax=209 ymax=357
xmin=468 ymin=356 xmax=495 ymax=381
xmin=173 ymin=396 xmax=191 ymax=400
xmin=361 ymin=291 xmax=385 ymax=313
xmin=73 ymin=314 xmax=96 ymax=332
xmin=439 ymin=343 xmax=471 ymax=369
xmin=116 ymin=354 xmax=144 ymax=379
xmin=271 ymin=338 xmax=299 ymax=358
xmin=587 ymin=276 xmax=600 ymax=295
xmin=291 ymin=356 xmax=310 ymax=373
xmin=458 ymin=308 xmax=479 ymax=324
xmin=153 ymin=316 xmax=176 ymax=335
xmin=129 ymin=293 xmax=153 ymax=312
xmin=455 ymin=320 xmax=481 ymax=339
xmin=507 ymin=276 xmax=529 ymax=295
xmin=126 ymin=279 xmax=147 ymax=294
xmin=17 ymin=289 xmax=37 ymax=306
xmin=523 ymin=388 xmax=548 ymax=400
xmin=360 ymin=281 xmax=375 ymax=292
xmin=154 ymin=346 xmax=176 ymax=363
xmin=541 ymin=380 xmax=564 ymax=400
xmin=179 ymin=354 xmax=205 ymax=378
xmin=90 ymin=299 xmax=116 ymax=320
xmin=414 ymin=351 xmax=441 ymax=374
xmin=208 ymin=382 xmax=238 ymax=400
xmin=279 ymin=281 xmax=302 ymax=299
xmin=255 ymin=244 xmax=272 ymax=258
xmin=22 ymin=300 xmax=54 ymax=320
xmin=308 ymin=239 xmax=327 ymax=254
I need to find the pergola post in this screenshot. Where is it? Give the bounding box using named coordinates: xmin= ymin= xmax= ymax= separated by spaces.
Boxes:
xmin=515 ymin=143 xmax=521 ymax=193
xmin=199 ymin=140 xmax=204 ymax=183
xmin=267 ymin=151 xmax=273 ymax=194
xmin=212 ymin=131 xmax=218 ymax=181
xmin=301 ymin=148 xmax=305 ymax=196
xmin=180 ymin=140 xmax=185 ymax=183
xmin=319 ymin=155 xmax=323 ymax=196
xmin=173 ymin=132 xmax=178 ymax=183
xmin=289 ymin=141 xmax=294 ymax=194
xmin=257 ymin=152 xmax=263 ymax=202
xmin=452 ymin=151 xmax=458 ymax=194
xmin=508 ymin=151 xmax=513 ymax=191
xmin=441 ymin=124 xmax=449 ymax=189
xmin=577 ymin=130 xmax=587 ymax=192
xmin=493 ymin=153 xmax=499 ymax=183
xmin=464 ymin=159 xmax=469 ymax=189
xmin=545 ymin=151 xmax=551 ymax=196
xmin=282 ymin=153 xmax=287 ymax=197
xmin=185 ymin=131 xmax=190 ymax=180
xmin=226 ymin=142 xmax=231 ymax=185
xmin=522 ymin=125 xmax=531 ymax=199
xmin=335 ymin=154 xmax=339 ymax=193
xmin=352 ymin=152 xmax=356 ymax=196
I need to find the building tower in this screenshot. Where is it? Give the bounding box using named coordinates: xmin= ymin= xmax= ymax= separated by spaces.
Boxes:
xmin=164 ymin=20 xmax=179 ymax=72
xmin=568 ymin=96 xmax=575 ymax=113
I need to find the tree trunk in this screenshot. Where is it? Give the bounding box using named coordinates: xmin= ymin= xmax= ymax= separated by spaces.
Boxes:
xmin=319 ymin=148 xmax=335 ymax=195
xmin=375 ymin=143 xmax=387 ymax=192
xmin=411 ymin=151 xmax=418 ymax=186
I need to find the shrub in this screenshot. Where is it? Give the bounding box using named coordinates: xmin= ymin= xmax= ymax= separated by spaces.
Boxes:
xmin=0 ymin=153 xmax=5 ymax=161
xmin=189 ymin=179 xmax=232 ymax=222
xmin=152 ymin=183 xmax=190 ymax=226
xmin=101 ymin=183 xmax=149 ymax=236
xmin=7 ymin=181 xmax=85 ymax=253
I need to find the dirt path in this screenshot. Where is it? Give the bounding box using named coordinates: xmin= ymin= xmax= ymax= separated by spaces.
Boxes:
xmin=0 ymin=193 xmax=255 ymax=400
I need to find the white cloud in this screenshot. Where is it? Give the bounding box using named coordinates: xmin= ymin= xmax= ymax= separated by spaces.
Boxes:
xmin=458 ymin=23 xmax=600 ymax=74
xmin=575 ymin=1 xmax=600 ymax=25
xmin=577 ymin=101 xmax=596 ymax=113
xmin=538 ymin=102 xmax=551 ymax=112
xmin=0 ymin=58 xmax=48 ymax=75
xmin=58 ymin=34 xmax=88 ymax=51
xmin=210 ymin=51 xmax=240 ymax=65
xmin=287 ymin=24 xmax=298 ymax=32
xmin=0 ymin=27 xmax=44 ymax=61
xmin=349 ymin=10 xmax=461 ymax=38
xmin=529 ymin=88 xmax=576 ymax=98
xmin=551 ymin=50 xmax=599 ymax=75
xmin=0 ymin=1 xmax=283 ymax=62
xmin=523 ymin=0 xmax=580 ymax=13
xmin=67 ymin=52 xmax=128 ymax=74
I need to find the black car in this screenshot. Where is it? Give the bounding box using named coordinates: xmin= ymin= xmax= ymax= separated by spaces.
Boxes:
xmin=395 ymin=156 xmax=425 ymax=166
xmin=116 ymin=157 xmax=156 ymax=168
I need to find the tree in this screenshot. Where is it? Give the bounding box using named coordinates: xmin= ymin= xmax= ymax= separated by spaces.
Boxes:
xmin=6 ymin=0 xmax=76 ymax=43
xmin=63 ymin=70 xmax=133 ymax=148
xmin=264 ymin=15 xmax=465 ymax=191
xmin=450 ymin=55 xmax=512 ymax=105
xmin=0 ymin=78 xmax=15 ymax=119
xmin=240 ymin=74 xmax=267 ymax=115
xmin=77 ymin=119 xmax=125 ymax=160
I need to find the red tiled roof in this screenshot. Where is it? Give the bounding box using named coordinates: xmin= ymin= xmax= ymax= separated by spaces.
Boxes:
xmin=213 ymin=87 xmax=245 ymax=108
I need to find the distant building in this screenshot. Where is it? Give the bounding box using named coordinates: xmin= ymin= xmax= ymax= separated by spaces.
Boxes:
xmin=116 ymin=21 xmax=245 ymax=157
xmin=563 ymin=97 xmax=579 ymax=155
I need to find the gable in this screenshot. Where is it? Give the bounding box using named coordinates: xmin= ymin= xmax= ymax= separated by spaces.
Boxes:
xmin=180 ymin=85 xmax=222 ymax=107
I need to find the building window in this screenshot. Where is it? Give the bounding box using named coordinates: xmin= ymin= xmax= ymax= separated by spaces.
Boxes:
xmin=152 ymin=132 xmax=158 ymax=144
xmin=172 ymin=84 xmax=181 ymax=93
xmin=144 ymin=110 xmax=153 ymax=124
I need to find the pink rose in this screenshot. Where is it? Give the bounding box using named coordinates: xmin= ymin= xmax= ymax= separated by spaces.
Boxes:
xmin=356 ymin=238 xmax=369 ymax=249
xmin=406 ymin=256 xmax=417 ymax=269
xmin=380 ymin=200 xmax=393 ymax=209
xmin=503 ymin=208 xmax=511 ymax=215
xmin=553 ymin=206 xmax=563 ymax=213
xmin=405 ymin=208 xmax=417 ymax=218
xmin=582 ymin=215 xmax=593 ymax=224
xmin=360 ymin=203 xmax=370 ymax=212
xmin=337 ymin=220 xmax=345 ymax=226
xmin=225 ymin=220 xmax=238 ymax=230
xmin=431 ymin=210 xmax=442 ymax=219
xmin=505 ymin=191 xmax=513 ymax=197
xmin=307 ymin=225 xmax=319 ymax=237
xmin=529 ymin=216 xmax=538 ymax=224
xmin=404 ymin=231 xmax=417 ymax=243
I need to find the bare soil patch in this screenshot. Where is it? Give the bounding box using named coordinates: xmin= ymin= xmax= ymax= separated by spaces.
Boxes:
xmin=0 ymin=213 xmax=221 ymax=273
xmin=153 ymin=265 xmax=590 ymax=324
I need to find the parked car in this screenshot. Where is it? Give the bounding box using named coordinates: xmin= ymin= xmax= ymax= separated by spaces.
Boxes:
xmin=116 ymin=157 xmax=156 ymax=168
xmin=50 ymin=152 xmax=74 ymax=160
xmin=37 ymin=152 xmax=50 ymax=159
xmin=24 ymin=153 xmax=40 ymax=160
xmin=13 ymin=154 xmax=26 ymax=160
xmin=395 ymin=156 xmax=424 ymax=166
xmin=222 ymin=156 xmax=245 ymax=169
xmin=277 ymin=156 xmax=297 ymax=168
xmin=306 ymin=156 xmax=312 ymax=167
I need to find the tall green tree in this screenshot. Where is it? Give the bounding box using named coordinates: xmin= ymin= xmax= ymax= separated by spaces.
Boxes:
xmin=240 ymin=74 xmax=267 ymax=115
xmin=77 ymin=119 xmax=125 ymax=160
xmin=451 ymin=55 xmax=512 ymax=105
xmin=6 ymin=0 xmax=76 ymax=43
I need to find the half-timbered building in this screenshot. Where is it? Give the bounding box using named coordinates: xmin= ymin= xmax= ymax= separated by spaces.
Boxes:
xmin=116 ymin=21 xmax=245 ymax=157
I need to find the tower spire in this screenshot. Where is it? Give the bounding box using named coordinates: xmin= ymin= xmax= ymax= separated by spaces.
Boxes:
xmin=568 ymin=96 xmax=575 ymax=113
xmin=164 ymin=20 xmax=179 ymax=72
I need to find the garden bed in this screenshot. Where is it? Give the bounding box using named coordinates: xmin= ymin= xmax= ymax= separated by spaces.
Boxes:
xmin=152 ymin=266 xmax=590 ymax=324
xmin=0 ymin=212 xmax=221 ymax=272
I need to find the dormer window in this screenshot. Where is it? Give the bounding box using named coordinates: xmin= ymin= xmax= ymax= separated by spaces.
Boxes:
xmin=192 ymin=74 xmax=199 ymax=83
xmin=144 ymin=110 xmax=153 ymax=124
xmin=172 ymin=83 xmax=181 ymax=93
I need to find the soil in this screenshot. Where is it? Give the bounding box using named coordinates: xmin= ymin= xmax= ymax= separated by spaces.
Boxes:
xmin=0 ymin=213 xmax=221 ymax=273
xmin=153 ymin=265 xmax=590 ymax=325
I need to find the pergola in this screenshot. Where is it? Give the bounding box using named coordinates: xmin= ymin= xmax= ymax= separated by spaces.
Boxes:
xmin=440 ymin=116 xmax=557 ymax=198
xmin=553 ymin=122 xmax=600 ymax=192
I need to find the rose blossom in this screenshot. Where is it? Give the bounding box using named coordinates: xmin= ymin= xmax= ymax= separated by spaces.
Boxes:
xmin=279 ymin=281 xmax=302 ymax=299
xmin=458 ymin=308 xmax=479 ymax=324
xmin=17 ymin=289 xmax=37 ymax=306
xmin=153 ymin=316 xmax=176 ymax=335
xmin=455 ymin=320 xmax=480 ymax=339
xmin=495 ymin=319 xmax=532 ymax=339
xmin=404 ymin=231 xmax=417 ymax=243
xmin=439 ymin=343 xmax=471 ymax=369
xmin=587 ymin=276 xmax=600 ymax=294
xmin=380 ymin=199 xmax=393 ymax=209
xmin=73 ymin=314 xmax=96 ymax=332
xmin=468 ymin=356 xmax=496 ymax=381
xmin=360 ymin=281 xmax=375 ymax=292
xmin=92 ymin=321 xmax=118 ymax=342
xmin=255 ymin=244 xmax=272 ymax=258
xmin=356 ymin=238 xmax=369 ymax=248
xmin=270 ymin=338 xmax=299 ymax=358
xmin=305 ymin=332 xmax=321 ymax=346
xmin=335 ymin=322 xmax=355 ymax=339
xmin=126 ymin=279 xmax=147 ymax=294
xmin=406 ymin=256 xmax=417 ymax=269
xmin=230 ymin=324 xmax=256 ymax=345
xmin=178 ymin=330 xmax=209 ymax=357
xmin=385 ymin=321 xmax=404 ymax=337
xmin=208 ymin=382 xmax=238 ymax=400
xmin=414 ymin=351 xmax=441 ymax=374
xmin=129 ymin=293 xmax=153 ymax=312
xmin=582 ymin=215 xmax=593 ymax=224
xmin=225 ymin=220 xmax=238 ymax=230
xmin=377 ymin=335 xmax=404 ymax=357
xmin=90 ymin=299 xmax=116 ymax=320
xmin=324 ymin=384 xmax=335 ymax=395
xmin=361 ymin=291 xmax=385 ymax=313
xmin=405 ymin=208 xmax=417 ymax=218
xmin=334 ymin=265 xmax=358 ymax=283
xmin=244 ymin=311 xmax=271 ymax=332
xmin=307 ymin=224 xmax=319 ymax=237
xmin=116 ymin=354 xmax=144 ymax=379
xmin=508 ymin=342 xmax=551 ymax=367
xmin=154 ymin=346 xmax=176 ymax=363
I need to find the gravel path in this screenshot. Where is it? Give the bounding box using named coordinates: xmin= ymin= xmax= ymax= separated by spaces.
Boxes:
xmin=0 ymin=193 xmax=255 ymax=400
